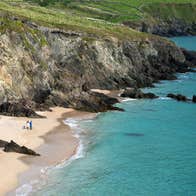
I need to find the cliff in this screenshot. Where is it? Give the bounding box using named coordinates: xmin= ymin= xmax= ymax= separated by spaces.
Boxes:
xmin=1 ymin=13 xmax=194 ymax=115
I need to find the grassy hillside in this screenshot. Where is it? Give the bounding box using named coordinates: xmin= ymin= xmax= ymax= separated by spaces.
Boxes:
xmin=0 ymin=0 xmax=149 ymax=40
xmin=0 ymin=0 xmax=195 ymax=39
xmin=23 ymin=0 xmax=196 ymax=23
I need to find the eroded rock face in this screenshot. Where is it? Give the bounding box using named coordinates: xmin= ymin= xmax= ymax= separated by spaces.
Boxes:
xmin=181 ymin=49 xmax=196 ymax=67
xmin=3 ymin=140 xmax=40 ymax=156
xmin=0 ymin=101 xmax=41 ymax=117
xmin=121 ymin=88 xmax=158 ymax=99
xmin=0 ymin=17 xmax=194 ymax=115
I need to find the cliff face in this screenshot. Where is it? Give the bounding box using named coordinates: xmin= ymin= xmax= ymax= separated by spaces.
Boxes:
xmin=0 ymin=17 xmax=191 ymax=113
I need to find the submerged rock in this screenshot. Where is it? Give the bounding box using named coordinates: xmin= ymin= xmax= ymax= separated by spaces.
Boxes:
xmin=125 ymin=133 xmax=144 ymax=137
xmin=121 ymin=88 xmax=158 ymax=99
xmin=3 ymin=140 xmax=40 ymax=156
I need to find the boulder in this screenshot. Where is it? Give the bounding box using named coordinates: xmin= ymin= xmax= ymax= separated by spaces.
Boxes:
xmin=143 ymin=93 xmax=159 ymax=99
xmin=121 ymin=88 xmax=158 ymax=99
xmin=3 ymin=140 xmax=40 ymax=156
xmin=0 ymin=101 xmax=42 ymax=118
xmin=167 ymin=93 xmax=187 ymax=101
xmin=192 ymin=95 xmax=196 ymax=103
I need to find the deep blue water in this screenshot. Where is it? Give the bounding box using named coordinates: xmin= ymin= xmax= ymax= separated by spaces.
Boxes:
xmin=34 ymin=37 xmax=196 ymax=196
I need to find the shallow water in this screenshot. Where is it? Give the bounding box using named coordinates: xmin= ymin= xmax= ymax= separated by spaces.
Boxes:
xmin=33 ymin=37 xmax=196 ymax=196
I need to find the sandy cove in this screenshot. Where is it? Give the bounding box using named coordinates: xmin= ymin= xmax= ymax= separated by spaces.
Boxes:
xmin=0 ymin=107 xmax=95 ymax=196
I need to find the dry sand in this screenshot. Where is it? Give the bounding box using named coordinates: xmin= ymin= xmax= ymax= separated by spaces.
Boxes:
xmin=0 ymin=107 xmax=80 ymax=196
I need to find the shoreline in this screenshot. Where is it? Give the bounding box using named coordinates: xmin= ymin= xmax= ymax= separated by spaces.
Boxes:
xmin=0 ymin=107 xmax=94 ymax=196
xmin=13 ymin=110 xmax=97 ymax=196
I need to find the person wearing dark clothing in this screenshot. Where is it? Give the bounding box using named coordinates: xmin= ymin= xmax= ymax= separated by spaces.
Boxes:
xmin=29 ymin=121 xmax=32 ymax=130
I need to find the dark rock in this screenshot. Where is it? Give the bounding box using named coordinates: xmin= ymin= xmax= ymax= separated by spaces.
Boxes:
xmin=181 ymin=48 xmax=196 ymax=67
xmin=33 ymin=89 xmax=51 ymax=104
xmin=121 ymin=88 xmax=142 ymax=98
xmin=121 ymin=88 xmax=158 ymax=99
xmin=4 ymin=140 xmax=40 ymax=156
xmin=0 ymin=102 xmax=42 ymax=118
xmin=192 ymin=95 xmax=196 ymax=103
xmin=167 ymin=93 xmax=187 ymax=101
xmin=0 ymin=140 xmax=8 ymax=148
xmin=67 ymin=91 xmax=123 ymax=113
xmin=143 ymin=93 xmax=159 ymax=99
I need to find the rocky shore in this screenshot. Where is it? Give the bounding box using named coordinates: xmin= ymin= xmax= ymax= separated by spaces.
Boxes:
xmin=0 ymin=16 xmax=196 ymax=117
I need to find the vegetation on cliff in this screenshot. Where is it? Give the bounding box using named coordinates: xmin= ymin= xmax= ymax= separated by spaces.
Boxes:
xmin=0 ymin=0 xmax=149 ymax=41
xmin=1 ymin=0 xmax=196 ymax=38
xmin=0 ymin=0 xmax=196 ymax=116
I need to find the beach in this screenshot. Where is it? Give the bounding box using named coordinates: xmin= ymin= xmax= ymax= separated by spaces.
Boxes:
xmin=0 ymin=107 xmax=92 ymax=195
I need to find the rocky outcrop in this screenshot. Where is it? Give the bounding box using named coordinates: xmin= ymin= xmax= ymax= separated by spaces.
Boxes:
xmin=124 ymin=19 xmax=196 ymax=37
xmin=121 ymin=88 xmax=158 ymax=99
xmin=0 ymin=16 xmax=195 ymax=115
xmin=167 ymin=93 xmax=196 ymax=103
xmin=167 ymin=93 xmax=188 ymax=102
xmin=181 ymin=49 xmax=196 ymax=67
xmin=0 ymin=101 xmax=42 ymax=117
xmin=64 ymin=91 xmax=124 ymax=112
xmin=3 ymin=140 xmax=40 ymax=156
xmin=0 ymin=139 xmax=8 ymax=148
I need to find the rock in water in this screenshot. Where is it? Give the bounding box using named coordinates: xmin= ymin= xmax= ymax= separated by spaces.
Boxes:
xmin=121 ymin=88 xmax=158 ymax=99
xmin=192 ymin=95 xmax=196 ymax=103
xmin=167 ymin=93 xmax=187 ymax=101
xmin=4 ymin=140 xmax=40 ymax=156
xmin=182 ymin=49 xmax=196 ymax=67
xmin=142 ymin=93 xmax=159 ymax=99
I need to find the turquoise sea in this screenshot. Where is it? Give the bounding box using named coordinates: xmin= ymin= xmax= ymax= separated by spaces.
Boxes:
xmin=31 ymin=37 xmax=196 ymax=196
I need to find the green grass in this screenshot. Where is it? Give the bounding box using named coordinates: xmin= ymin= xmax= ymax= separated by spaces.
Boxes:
xmin=0 ymin=0 xmax=195 ymax=40
xmin=23 ymin=0 xmax=196 ymax=23
xmin=0 ymin=0 xmax=151 ymax=41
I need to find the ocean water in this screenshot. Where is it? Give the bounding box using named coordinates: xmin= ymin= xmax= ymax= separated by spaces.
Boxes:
xmin=33 ymin=37 xmax=196 ymax=196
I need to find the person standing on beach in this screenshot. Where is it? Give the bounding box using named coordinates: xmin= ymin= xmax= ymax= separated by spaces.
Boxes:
xmin=29 ymin=120 xmax=32 ymax=130
xmin=26 ymin=120 xmax=29 ymax=130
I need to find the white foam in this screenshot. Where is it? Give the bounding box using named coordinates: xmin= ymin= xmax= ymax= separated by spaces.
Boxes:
xmin=16 ymin=184 xmax=32 ymax=196
xmin=121 ymin=98 xmax=136 ymax=102
xmin=158 ymin=97 xmax=171 ymax=100
xmin=64 ymin=118 xmax=79 ymax=128
xmin=16 ymin=179 xmax=41 ymax=196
